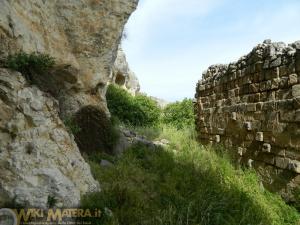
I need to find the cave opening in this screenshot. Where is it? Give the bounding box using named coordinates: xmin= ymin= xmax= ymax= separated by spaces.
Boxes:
xmin=115 ymin=72 xmax=126 ymax=86
xmin=72 ymin=105 xmax=119 ymax=154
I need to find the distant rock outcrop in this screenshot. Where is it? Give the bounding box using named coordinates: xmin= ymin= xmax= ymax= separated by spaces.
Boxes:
xmin=195 ymin=40 xmax=300 ymax=202
xmin=111 ymin=46 xmax=140 ymax=95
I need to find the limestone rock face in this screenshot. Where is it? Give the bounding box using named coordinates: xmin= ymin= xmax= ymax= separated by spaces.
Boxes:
xmin=195 ymin=40 xmax=300 ymax=202
xmin=0 ymin=0 xmax=140 ymax=207
xmin=0 ymin=69 xmax=99 ymax=208
xmin=0 ymin=0 xmax=138 ymax=115
xmin=111 ymin=46 xmax=140 ymax=95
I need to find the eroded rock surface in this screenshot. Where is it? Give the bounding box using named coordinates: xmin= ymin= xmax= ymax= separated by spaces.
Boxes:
xmin=0 ymin=0 xmax=139 ymax=208
xmin=0 ymin=69 xmax=99 ymax=207
xmin=195 ymin=40 xmax=300 ymax=202
xmin=0 ymin=0 xmax=138 ymax=89
xmin=0 ymin=0 xmax=138 ymax=116
xmin=111 ymin=46 xmax=140 ymax=95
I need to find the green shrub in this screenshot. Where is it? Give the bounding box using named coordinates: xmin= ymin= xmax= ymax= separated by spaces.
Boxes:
xmin=5 ymin=52 xmax=55 ymax=81
xmin=106 ymin=85 xmax=161 ymax=127
xmin=81 ymin=126 xmax=299 ymax=225
xmin=162 ymin=98 xmax=195 ymax=129
xmin=132 ymin=95 xmax=161 ymax=126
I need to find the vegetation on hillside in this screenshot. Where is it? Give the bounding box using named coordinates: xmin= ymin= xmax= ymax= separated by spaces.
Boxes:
xmin=81 ymin=126 xmax=299 ymax=225
xmin=79 ymin=85 xmax=300 ymax=224
xmin=106 ymin=84 xmax=195 ymax=129
xmin=162 ymin=98 xmax=195 ymax=129
xmin=106 ymin=84 xmax=161 ymax=126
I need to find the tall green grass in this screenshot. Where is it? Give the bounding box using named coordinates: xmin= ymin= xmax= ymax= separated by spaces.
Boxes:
xmin=81 ymin=126 xmax=300 ymax=225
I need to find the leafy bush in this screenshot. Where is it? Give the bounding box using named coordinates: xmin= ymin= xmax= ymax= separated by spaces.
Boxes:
xmin=5 ymin=52 xmax=55 ymax=81
xmin=162 ymin=98 xmax=195 ymax=129
xmin=81 ymin=126 xmax=299 ymax=225
xmin=106 ymin=84 xmax=161 ymax=127
xmin=132 ymin=95 xmax=161 ymax=126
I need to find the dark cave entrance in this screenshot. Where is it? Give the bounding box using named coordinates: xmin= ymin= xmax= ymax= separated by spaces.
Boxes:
xmin=115 ymin=72 xmax=126 ymax=86
xmin=73 ymin=106 xmax=118 ymax=154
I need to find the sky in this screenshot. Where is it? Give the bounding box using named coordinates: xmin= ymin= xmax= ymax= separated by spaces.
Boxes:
xmin=123 ymin=0 xmax=300 ymax=102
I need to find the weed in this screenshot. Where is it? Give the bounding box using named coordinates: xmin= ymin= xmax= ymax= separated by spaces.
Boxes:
xmin=5 ymin=52 xmax=55 ymax=82
xmin=47 ymin=196 xmax=57 ymax=208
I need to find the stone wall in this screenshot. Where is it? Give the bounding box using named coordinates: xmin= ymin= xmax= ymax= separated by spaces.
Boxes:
xmin=195 ymin=40 xmax=300 ymax=201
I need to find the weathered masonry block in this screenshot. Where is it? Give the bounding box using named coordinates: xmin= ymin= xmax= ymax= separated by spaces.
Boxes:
xmin=195 ymin=40 xmax=300 ymax=202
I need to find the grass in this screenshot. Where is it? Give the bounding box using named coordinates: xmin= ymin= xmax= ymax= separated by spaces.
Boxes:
xmin=81 ymin=125 xmax=300 ymax=225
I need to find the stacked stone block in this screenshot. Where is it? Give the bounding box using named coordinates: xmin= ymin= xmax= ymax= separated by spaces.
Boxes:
xmin=195 ymin=40 xmax=300 ymax=201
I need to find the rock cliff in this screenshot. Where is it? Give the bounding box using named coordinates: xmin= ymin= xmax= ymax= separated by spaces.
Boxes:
xmin=0 ymin=0 xmax=138 ymax=207
xmin=195 ymin=40 xmax=300 ymax=202
xmin=111 ymin=46 xmax=140 ymax=95
xmin=0 ymin=0 xmax=138 ymax=116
